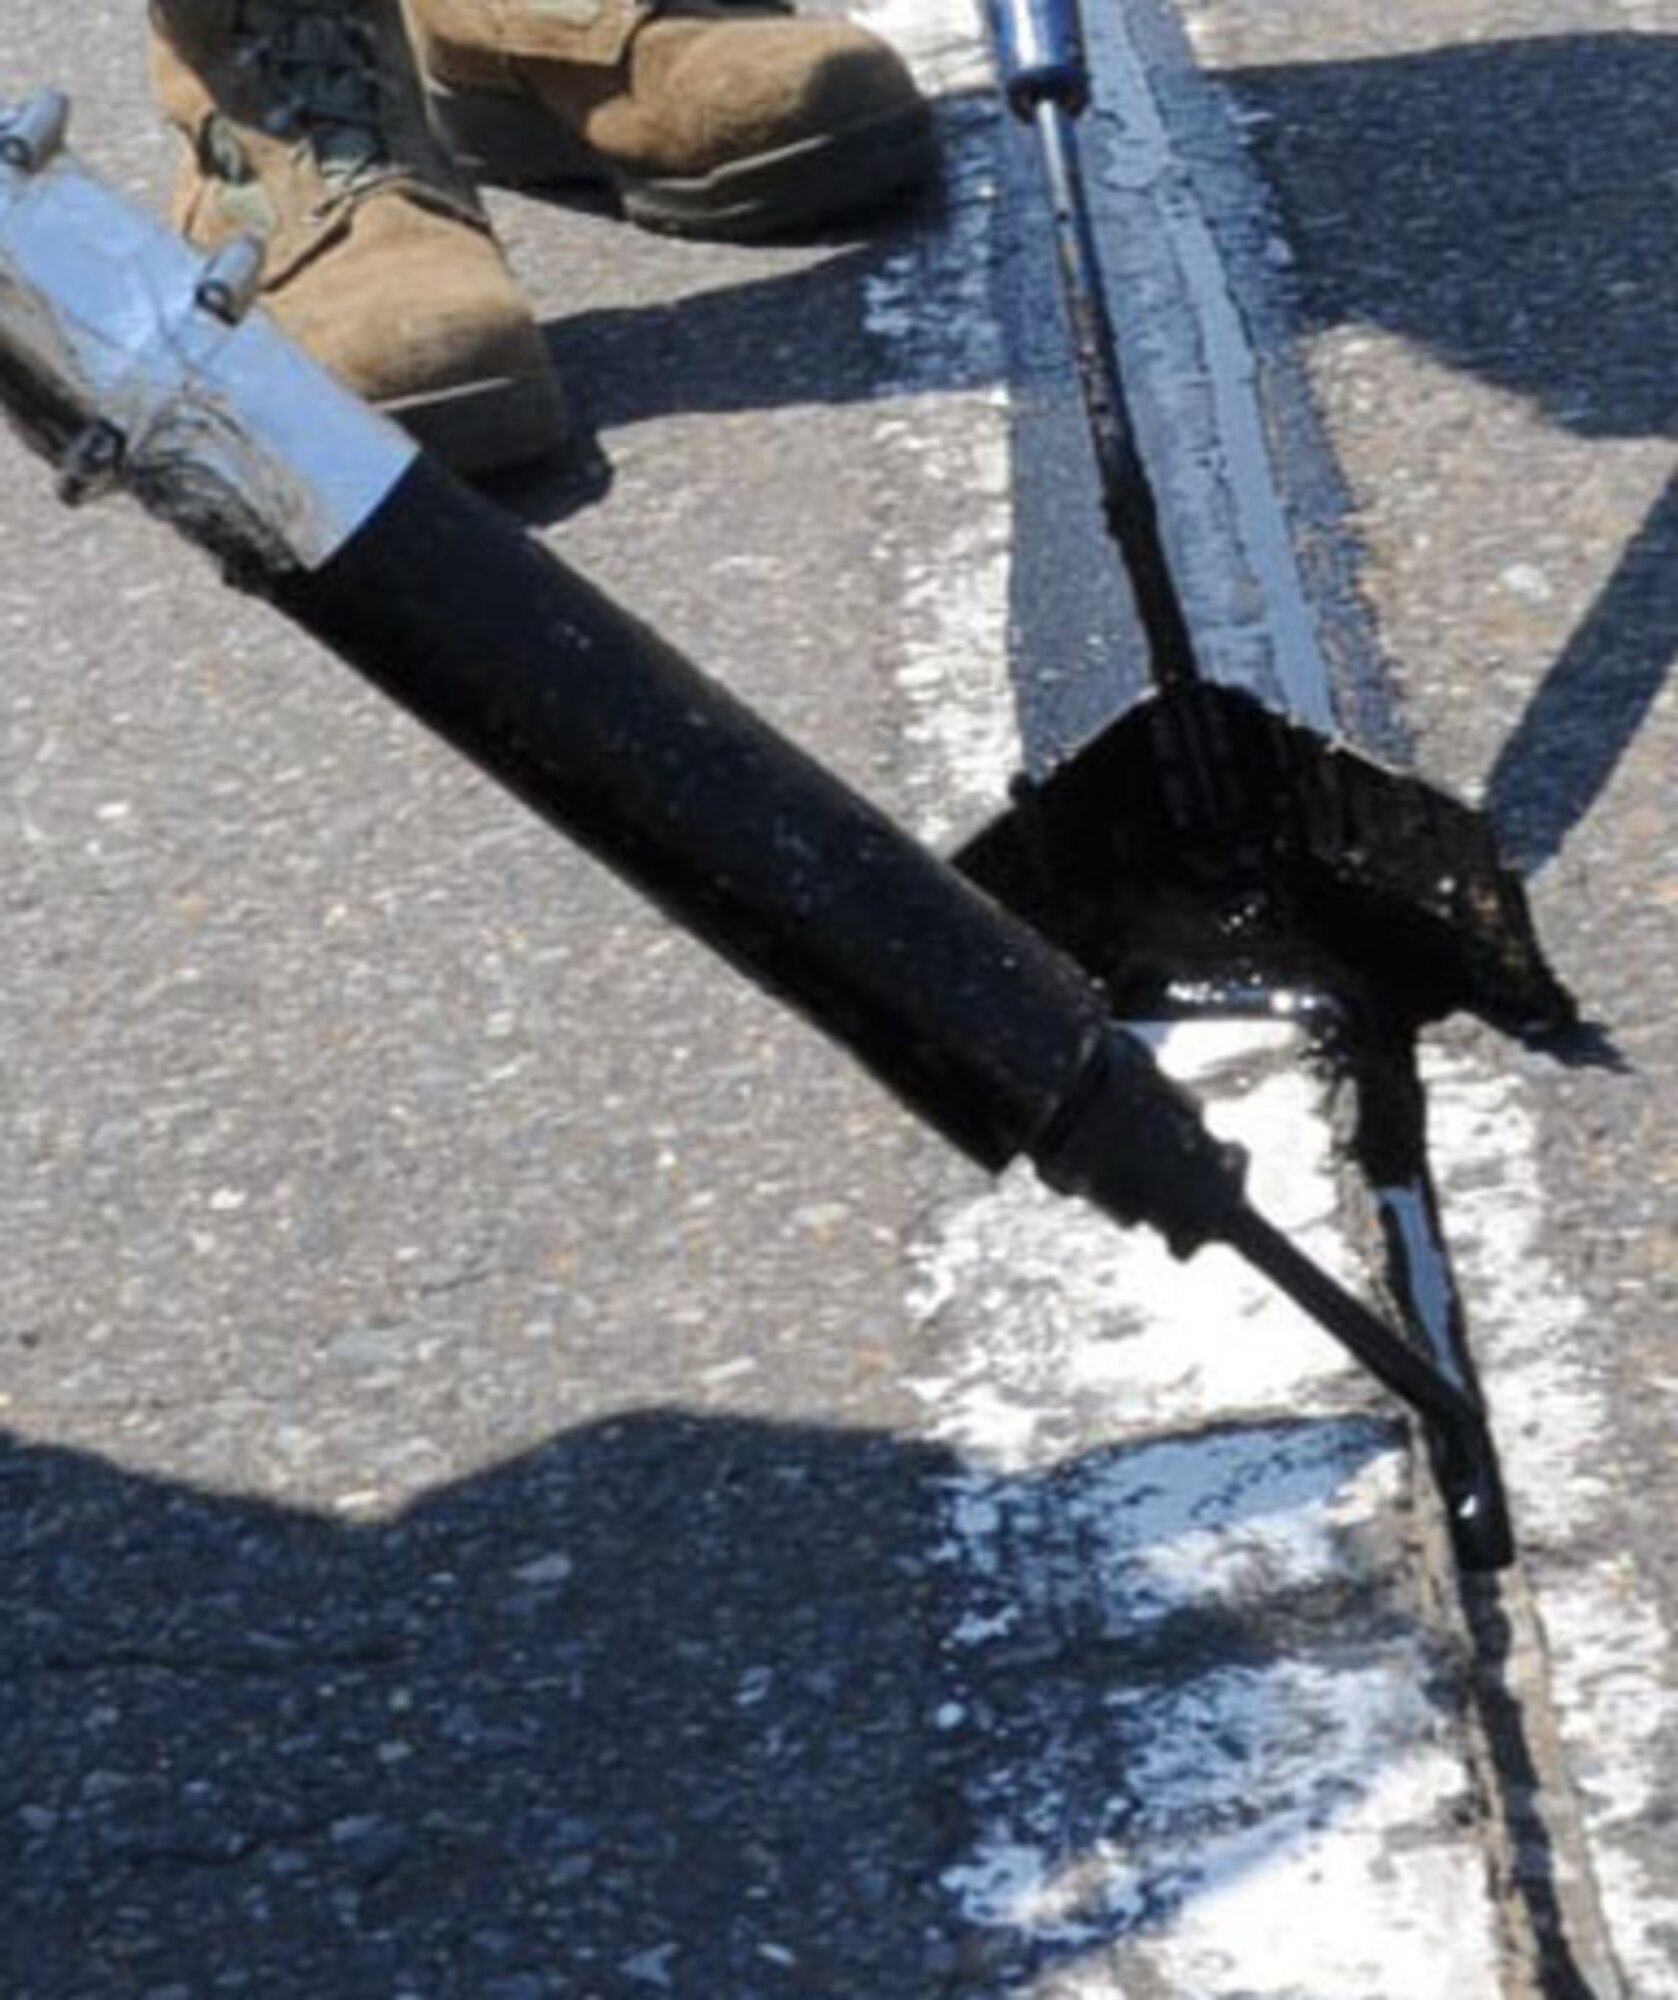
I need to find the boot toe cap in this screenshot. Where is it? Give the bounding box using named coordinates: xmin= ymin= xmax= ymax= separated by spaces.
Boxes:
xmin=274 ymin=197 xmax=569 ymax=473
xmin=665 ymin=21 xmax=926 ymax=168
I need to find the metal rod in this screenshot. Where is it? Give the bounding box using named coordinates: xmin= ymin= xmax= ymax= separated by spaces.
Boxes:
xmin=1222 ymin=1204 xmax=1511 ymax=1565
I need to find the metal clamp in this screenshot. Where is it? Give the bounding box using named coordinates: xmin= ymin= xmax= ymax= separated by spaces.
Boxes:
xmin=0 ymin=88 xmax=69 ymax=172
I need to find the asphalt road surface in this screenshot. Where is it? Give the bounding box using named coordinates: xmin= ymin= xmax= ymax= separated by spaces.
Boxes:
xmin=4 ymin=1 xmax=1677 ymax=1995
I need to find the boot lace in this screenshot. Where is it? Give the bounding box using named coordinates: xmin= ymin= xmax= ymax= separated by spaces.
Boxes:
xmin=231 ymin=2 xmax=402 ymax=205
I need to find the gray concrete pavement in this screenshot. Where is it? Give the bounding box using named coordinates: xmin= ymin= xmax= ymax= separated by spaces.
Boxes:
xmin=4 ymin=0 xmax=1672 ymax=1994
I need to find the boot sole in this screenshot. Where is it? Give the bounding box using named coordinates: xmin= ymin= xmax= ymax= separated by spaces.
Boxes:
xmin=425 ymin=79 xmax=936 ymax=240
xmin=378 ymin=368 xmax=570 ymax=480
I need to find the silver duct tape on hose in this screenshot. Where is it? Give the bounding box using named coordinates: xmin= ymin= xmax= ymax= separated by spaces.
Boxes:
xmin=0 ymin=90 xmax=415 ymax=572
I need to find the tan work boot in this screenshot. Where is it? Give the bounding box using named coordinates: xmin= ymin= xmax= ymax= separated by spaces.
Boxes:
xmin=150 ymin=0 xmax=568 ymax=476
xmin=402 ymin=0 xmax=934 ymax=239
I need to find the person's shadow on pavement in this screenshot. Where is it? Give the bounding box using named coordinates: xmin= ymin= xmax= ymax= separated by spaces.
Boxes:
xmin=7 ymin=1406 xmax=1417 ymax=1997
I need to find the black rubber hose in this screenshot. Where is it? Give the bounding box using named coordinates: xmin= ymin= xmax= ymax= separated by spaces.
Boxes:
xmin=260 ymin=456 xmax=1230 ymax=1218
